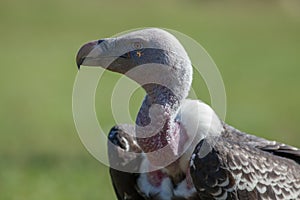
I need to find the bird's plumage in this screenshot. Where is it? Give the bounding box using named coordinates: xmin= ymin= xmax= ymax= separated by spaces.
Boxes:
xmin=223 ymin=124 xmax=300 ymax=165
xmin=108 ymin=125 xmax=147 ymax=200
xmin=77 ymin=28 xmax=300 ymax=200
xmin=108 ymin=122 xmax=300 ymax=200
xmin=108 ymin=124 xmax=199 ymax=200
xmin=191 ymin=124 xmax=300 ymax=200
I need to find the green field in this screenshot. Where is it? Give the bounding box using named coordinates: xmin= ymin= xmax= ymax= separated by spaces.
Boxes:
xmin=1 ymin=0 xmax=300 ymax=199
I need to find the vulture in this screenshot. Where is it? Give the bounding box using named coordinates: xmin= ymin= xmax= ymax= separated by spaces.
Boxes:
xmin=76 ymin=28 xmax=300 ymax=200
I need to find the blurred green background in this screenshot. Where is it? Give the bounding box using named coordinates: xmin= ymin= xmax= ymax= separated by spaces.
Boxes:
xmin=1 ymin=0 xmax=300 ymax=199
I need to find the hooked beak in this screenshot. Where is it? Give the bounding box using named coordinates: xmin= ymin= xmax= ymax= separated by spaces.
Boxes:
xmin=76 ymin=40 xmax=99 ymax=69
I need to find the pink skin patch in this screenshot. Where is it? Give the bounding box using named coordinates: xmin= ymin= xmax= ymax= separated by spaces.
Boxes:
xmin=145 ymin=159 xmax=194 ymax=190
xmin=147 ymin=169 xmax=168 ymax=187
xmin=137 ymin=106 xmax=193 ymax=190
xmin=138 ymin=121 xmax=188 ymax=167
xmin=185 ymin=167 xmax=194 ymax=189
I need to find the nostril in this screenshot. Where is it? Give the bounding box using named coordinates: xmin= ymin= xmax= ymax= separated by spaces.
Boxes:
xmin=97 ymin=39 xmax=105 ymax=45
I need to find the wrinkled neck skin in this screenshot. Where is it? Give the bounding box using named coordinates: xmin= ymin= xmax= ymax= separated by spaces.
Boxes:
xmin=136 ymin=84 xmax=180 ymax=141
xmin=135 ymin=63 xmax=192 ymax=170
xmin=137 ymin=84 xmax=181 ymax=127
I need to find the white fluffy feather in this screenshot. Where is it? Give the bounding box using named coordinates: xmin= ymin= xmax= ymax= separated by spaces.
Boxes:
xmin=176 ymin=99 xmax=224 ymax=171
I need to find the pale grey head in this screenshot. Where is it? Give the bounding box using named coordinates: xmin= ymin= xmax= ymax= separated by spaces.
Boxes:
xmin=76 ymin=28 xmax=193 ymax=165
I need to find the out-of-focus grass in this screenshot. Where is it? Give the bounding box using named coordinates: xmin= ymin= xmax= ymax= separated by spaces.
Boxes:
xmin=0 ymin=0 xmax=299 ymax=199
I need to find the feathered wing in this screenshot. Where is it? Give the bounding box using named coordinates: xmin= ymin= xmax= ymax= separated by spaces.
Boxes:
xmin=190 ymin=124 xmax=300 ymax=200
xmin=223 ymin=123 xmax=300 ymax=164
xmin=107 ymin=125 xmax=148 ymax=200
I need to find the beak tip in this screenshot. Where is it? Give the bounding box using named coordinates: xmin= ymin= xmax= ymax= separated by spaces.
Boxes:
xmin=76 ymin=58 xmax=82 ymax=70
xmin=76 ymin=40 xmax=99 ymax=70
xmin=76 ymin=53 xmax=85 ymax=70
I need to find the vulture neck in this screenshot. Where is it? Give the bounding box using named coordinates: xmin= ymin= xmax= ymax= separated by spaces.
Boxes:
xmin=137 ymin=83 xmax=182 ymax=123
xmin=136 ymin=79 xmax=190 ymax=159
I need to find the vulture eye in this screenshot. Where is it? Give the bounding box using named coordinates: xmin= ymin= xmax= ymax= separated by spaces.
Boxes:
xmin=132 ymin=41 xmax=143 ymax=50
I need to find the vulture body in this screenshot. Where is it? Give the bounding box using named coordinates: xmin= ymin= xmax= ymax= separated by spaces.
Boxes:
xmin=77 ymin=28 xmax=300 ymax=200
xmin=108 ymin=123 xmax=300 ymax=200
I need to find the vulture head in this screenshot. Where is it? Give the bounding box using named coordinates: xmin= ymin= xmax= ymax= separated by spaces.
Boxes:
xmin=76 ymin=28 xmax=197 ymax=167
xmin=76 ymin=28 xmax=192 ymax=103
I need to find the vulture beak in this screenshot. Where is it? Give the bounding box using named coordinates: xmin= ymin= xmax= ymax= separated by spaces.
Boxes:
xmin=76 ymin=40 xmax=99 ymax=70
